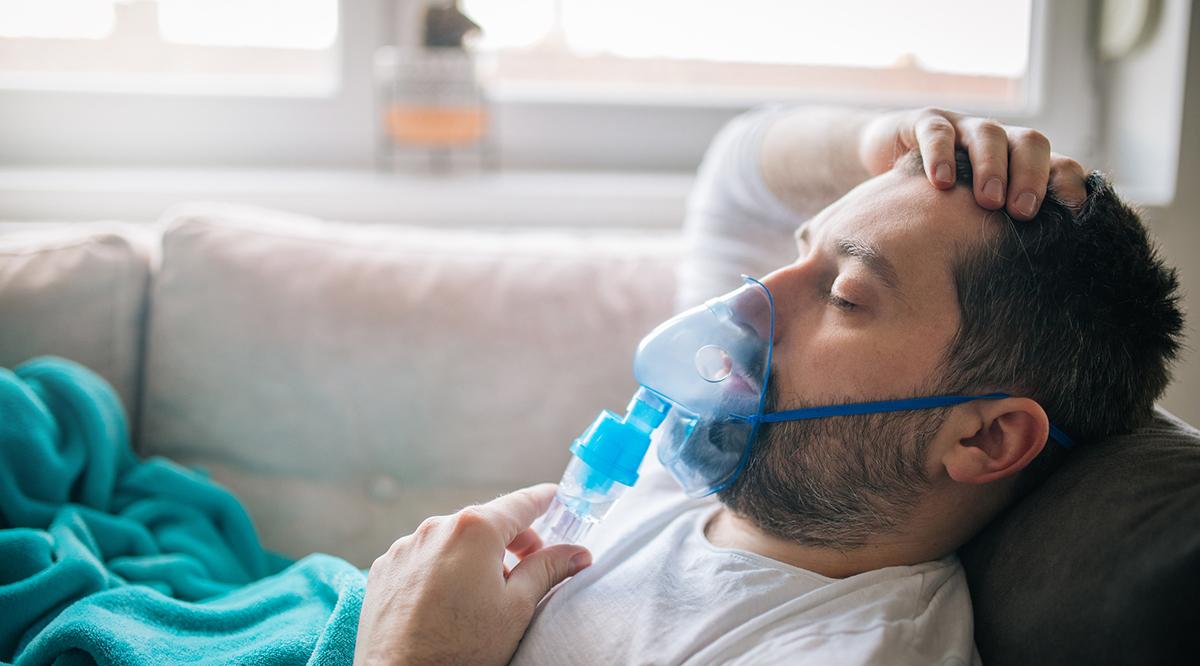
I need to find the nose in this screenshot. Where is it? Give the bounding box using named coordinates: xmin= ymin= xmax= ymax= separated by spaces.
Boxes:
xmin=759 ymin=257 xmax=820 ymax=344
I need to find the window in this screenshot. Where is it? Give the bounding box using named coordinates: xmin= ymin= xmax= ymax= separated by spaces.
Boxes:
xmin=462 ymin=0 xmax=1035 ymax=110
xmin=0 ymin=0 xmax=1095 ymax=173
xmin=0 ymin=0 xmax=339 ymax=95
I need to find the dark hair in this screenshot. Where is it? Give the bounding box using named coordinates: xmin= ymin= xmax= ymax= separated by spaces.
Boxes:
xmin=911 ymin=150 xmax=1185 ymax=484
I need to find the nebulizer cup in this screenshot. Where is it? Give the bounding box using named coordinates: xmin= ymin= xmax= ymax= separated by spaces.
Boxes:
xmin=532 ymin=389 xmax=670 ymax=545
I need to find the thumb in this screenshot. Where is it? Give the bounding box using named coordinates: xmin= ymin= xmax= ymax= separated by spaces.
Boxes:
xmin=507 ymin=544 xmax=591 ymax=605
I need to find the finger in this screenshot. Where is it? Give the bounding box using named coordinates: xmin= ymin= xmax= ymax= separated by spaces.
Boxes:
xmin=1049 ymin=153 xmax=1088 ymax=210
xmin=1004 ymin=127 xmax=1052 ymax=220
xmin=914 ymin=112 xmax=958 ymax=189
xmin=506 ymin=544 xmax=591 ymax=606
xmin=478 ymin=483 xmax=557 ymax=545
xmin=506 ymin=527 xmax=544 ymax=560
xmin=959 ymin=118 xmax=1010 ymax=210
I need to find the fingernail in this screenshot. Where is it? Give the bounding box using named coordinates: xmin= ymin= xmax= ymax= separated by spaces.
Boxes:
xmin=569 ymin=552 xmax=592 ymax=576
xmin=935 ymin=162 xmax=953 ymax=185
xmin=1015 ymin=192 xmax=1037 ymax=217
xmin=983 ymin=178 xmax=1004 ymax=205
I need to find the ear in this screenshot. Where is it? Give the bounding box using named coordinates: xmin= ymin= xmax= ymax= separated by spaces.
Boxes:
xmin=940 ymin=397 xmax=1050 ymax=485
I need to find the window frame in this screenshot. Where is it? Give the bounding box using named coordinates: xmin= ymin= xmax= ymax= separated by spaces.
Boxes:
xmin=0 ymin=0 xmax=1097 ymax=172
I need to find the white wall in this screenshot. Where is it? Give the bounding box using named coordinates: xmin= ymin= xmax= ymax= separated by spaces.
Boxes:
xmin=1141 ymin=2 xmax=1200 ymax=423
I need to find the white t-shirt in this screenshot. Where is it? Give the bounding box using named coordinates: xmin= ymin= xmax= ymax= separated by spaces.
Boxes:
xmin=511 ymin=108 xmax=980 ymax=665
xmin=512 ymin=463 xmax=977 ymax=665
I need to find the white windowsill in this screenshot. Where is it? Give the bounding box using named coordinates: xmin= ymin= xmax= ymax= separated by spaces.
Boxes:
xmin=0 ymin=167 xmax=695 ymax=229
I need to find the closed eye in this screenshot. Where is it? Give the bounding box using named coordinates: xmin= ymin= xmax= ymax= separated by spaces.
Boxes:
xmin=826 ymin=291 xmax=857 ymax=311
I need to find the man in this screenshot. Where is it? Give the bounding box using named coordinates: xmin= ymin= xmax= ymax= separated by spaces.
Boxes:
xmin=353 ymin=107 xmax=1184 ymax=664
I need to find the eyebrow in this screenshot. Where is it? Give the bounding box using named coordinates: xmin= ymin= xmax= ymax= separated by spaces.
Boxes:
xmin=836 ymin=237 xmax=901 ymax=291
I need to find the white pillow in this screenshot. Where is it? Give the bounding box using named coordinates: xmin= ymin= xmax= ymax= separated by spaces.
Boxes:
xmin=0 ymin=222 xmax=154 ymax=422
xmin=141 ymin=203 xmax=680 ymax=562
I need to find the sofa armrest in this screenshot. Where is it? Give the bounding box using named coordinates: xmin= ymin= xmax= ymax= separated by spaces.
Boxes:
xmin=0 ymin=222 xmax=155 ymax=427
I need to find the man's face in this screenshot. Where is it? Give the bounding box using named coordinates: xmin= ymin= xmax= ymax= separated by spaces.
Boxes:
xmin=719 ymin=170 xmax=996 ymax=548
xmin=762 ymin=170 xmax=987 ymax=417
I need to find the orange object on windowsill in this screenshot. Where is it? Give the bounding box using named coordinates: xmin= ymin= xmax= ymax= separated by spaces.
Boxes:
xmin=384 ymin=105 xmax=486 ymax=147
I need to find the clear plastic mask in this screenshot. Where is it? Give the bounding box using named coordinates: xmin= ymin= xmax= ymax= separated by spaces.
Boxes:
xmin=634 ymin=276 xmax=774 ymax=496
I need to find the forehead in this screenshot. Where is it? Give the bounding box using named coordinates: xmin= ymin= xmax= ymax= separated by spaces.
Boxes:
xmin=809 ymin=171 xmax=991 ymax=286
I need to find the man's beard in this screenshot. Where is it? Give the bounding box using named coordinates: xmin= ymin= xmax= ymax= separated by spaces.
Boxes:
xmin=716 ymin=380 xmax=947 ymax=550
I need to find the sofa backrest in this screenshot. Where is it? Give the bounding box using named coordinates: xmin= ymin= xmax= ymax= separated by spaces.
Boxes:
xmin=138 ymin=203 xmax=680 ymax=563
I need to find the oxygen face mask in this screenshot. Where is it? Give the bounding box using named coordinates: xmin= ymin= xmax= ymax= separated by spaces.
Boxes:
xmin=530 ymin=277 xmax=771 ymax=545
xmin=633 ymin=275 xmax=774 ymax=497
xmin=532 ymin=275 xmax=1076 ymax=545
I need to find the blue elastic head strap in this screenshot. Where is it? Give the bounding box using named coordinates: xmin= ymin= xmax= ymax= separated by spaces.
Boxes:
xmin=748 ymin=393 xmax=1076 ymax=449
xmin=736 ymin=275 xmax=1076 ymax=451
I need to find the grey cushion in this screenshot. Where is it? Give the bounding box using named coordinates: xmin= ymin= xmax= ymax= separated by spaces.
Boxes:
xmin=0 ymin=223 xmax=154 ymax=421
xmin=961 ymin=407 xmax=1200 ymax=665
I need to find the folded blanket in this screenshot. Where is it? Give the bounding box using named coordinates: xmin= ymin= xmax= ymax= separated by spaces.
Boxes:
xmin=0 ymin=357 xmax=365 ymax=665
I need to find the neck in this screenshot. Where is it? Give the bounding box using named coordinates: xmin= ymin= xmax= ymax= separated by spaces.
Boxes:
xmin=703 ymin=506 xmax=956 ymax=579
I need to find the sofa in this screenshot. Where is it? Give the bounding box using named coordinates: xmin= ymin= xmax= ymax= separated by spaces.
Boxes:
xmin=2 ymin=203 xmax=1196 ymax=664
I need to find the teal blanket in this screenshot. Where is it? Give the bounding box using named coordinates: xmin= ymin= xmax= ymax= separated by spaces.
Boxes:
xmin=0 ymin=357 xmax=366 ymax=665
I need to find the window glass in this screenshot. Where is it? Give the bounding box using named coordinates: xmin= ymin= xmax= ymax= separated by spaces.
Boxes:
xmin=0 ymin=0 xmax=114 ymax=40
xmin=0 ymin=0 xmax=339 ymax=95
xmin=462 ymin=0 xmax=1034 ymax=108
xmin=157 ymin=0 xmax=337 ymax=50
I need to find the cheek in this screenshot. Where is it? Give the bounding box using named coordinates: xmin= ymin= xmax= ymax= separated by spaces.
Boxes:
xmin=782 ymin=317 xmax=955 ymax=400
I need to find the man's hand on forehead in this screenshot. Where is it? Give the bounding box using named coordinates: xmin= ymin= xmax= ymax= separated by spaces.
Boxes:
xmin=858 ymin=107 xmax=1088 ymax=220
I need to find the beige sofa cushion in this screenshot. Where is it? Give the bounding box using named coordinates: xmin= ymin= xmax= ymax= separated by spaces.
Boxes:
xmin=0 ymin=223 xmax=154 ymax=421
xmin=141 ymin=203 xmax=679 ymax=565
